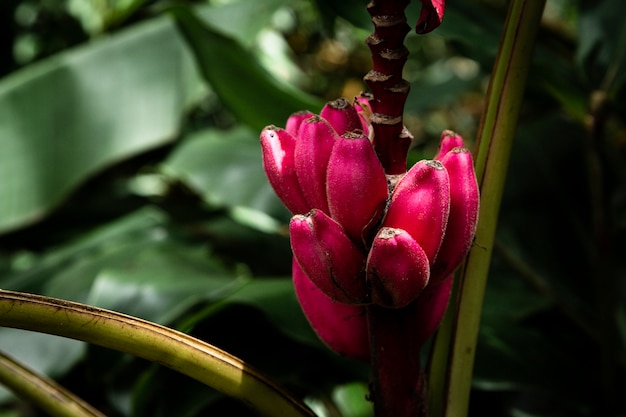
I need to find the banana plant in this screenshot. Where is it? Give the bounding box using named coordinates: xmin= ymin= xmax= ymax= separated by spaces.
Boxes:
xmin=2 ymin=1 xmax=607 ymax=417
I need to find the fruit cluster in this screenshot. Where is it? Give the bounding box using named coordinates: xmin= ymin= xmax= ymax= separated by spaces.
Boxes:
xmin=260 ymin=97 xmax=478 ymax=362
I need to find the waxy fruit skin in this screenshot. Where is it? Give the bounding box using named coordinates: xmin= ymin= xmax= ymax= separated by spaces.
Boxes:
xmin=292 ymin=259 xmax=370 ymax=362
xmin=366 ymin=228 xmax=430 ymax=308
xmin=431 ymin=147 xmax=479 ymax=283
xmin=320 ymin=98 xmax=364 ymax=136
xmin=285 ymin=110 xmax=313 ymax=137
xmin=382 ymin=159 xmax=451 ymax=264
xmin=326 ymin=133 xmax=389 ymax=244
xmin=434 ymin=129 xmax=465 ymax=160
xmin=294 ymin=116 xmax=338 ymax=214
xmin=260 ymin=126 xmax=310 ymax=215
xmin=290 ymin=210 xmax=368 ymax=305
xmin=413 ymin=275 xmax=454 ymax=348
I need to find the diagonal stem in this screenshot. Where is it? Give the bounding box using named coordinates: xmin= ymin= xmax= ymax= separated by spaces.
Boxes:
xmin=0 ymin=290 xmax=316 ymax=417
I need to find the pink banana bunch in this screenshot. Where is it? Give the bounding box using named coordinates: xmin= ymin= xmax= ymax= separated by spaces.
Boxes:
xmin=260 ymin=98 xmax=478 ymax=362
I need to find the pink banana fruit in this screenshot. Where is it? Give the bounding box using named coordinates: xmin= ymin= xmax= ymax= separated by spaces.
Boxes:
xmin=294 ymin=116 xmax=338 ymax=214
xmin=431 ymin=147 xmax=479 ymax=283
xmin=320 ymin=98 xmax=363 ymax=136
xmin=382 ymin=159 xmax=451 ymax=264
xmin=285 ymin=110 xmax=314 ymax=137
xmin=366 ymin=227 xmax=430 ymax=308
xmin=413 ymin=276 xmax=454 ymax=348
xmin=260 ymin=126 xmax=310 ymax=214
xmin=434 ymin=129 xmax=465 ymax=160
xmin=326 ymin=132 xmax=389 ymax=244
xmin=292 ymin=259 xmax=370 ymax=362
xmin=289 ymin=209 xmax=368 ymax=305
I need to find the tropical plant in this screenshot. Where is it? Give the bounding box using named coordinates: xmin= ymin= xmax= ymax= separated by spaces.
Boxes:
xmin=0 ymin=1 xmax=624 ymax=416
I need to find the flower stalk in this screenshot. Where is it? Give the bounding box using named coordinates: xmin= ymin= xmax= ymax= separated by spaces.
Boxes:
xmin=364 ymin=0 xmax=412 ymax=175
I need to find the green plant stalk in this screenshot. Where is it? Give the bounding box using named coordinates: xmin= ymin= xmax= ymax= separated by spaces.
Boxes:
xmin=0 ymin=290 xmax=316 ymax=417
xmin=0 ymin=350 xmax=106 ymax=417
xmin=427 ymin=1 xmax=546 ymax=416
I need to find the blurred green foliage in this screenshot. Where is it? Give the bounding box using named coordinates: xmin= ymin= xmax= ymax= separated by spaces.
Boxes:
xmin=0 ymin=0 xmax=624 ymax=416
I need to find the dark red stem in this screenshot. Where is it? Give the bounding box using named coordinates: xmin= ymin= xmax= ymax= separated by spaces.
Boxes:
xmin=364 ymin=0 xmax=412 ymax=175
xmin=367 ymin=303 xmax=427 ymax=417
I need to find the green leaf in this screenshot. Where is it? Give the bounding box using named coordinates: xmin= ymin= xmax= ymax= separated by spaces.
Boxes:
xmin=162 ymin=126 xmax=289 ymax=220
xmin=85 ymin=242 xmax=246 ymax=324
xmin=332 ymin=382 xmax=373 ymax=417
xmin=170 ymin=5 xmax=323 ymax=132
xmin=68 ymin=0 xmax=152 ymax=34
xmin=32 ymin=215 xmax=243 ymax=324
xmin=0 ymin=15 xmax=204 ymax=234
xmin=1 ymin=207 xmax=169 ymax=294
xmin=195 ymin=0 xmax=294 ymax=47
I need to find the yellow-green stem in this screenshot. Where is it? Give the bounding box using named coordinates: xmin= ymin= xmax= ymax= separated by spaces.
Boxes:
xmin=0 ymin=350 xmax=106 ymax=417
xmin=0 ymin=290 xmax=315 ymax=417
xmin=427 ymin=1 xmax=546 ymax=416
